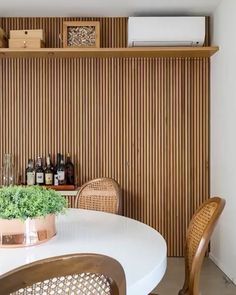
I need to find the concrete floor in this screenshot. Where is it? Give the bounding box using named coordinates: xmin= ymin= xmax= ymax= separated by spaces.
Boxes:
xmin=152 ymin=258 xmax=236 ymax=295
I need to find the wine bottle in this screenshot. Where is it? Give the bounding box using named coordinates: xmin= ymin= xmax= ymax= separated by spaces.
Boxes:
xmin=65 ymin=153 xmax=75 ymax=185
xmin=57 ymin=155 xmax=65 ymax=185
xmin=54 ymin=153 xmax=61 ymax=186
xmin=26 ymin=159 xmax=35 ymax=186
xmin=50 ymin=154 xmax=54 ymax=173
xmin=35 ymin=157 xmax=44 ymax=185
xmin=45 ymin=155 xmax=53 ymax=185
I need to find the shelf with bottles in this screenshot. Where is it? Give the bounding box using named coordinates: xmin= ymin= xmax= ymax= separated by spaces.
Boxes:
xmin=25 ymin=153 xmax=76 ymax=189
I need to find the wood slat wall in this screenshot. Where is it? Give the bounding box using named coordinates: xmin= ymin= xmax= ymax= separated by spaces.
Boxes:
xmin=65 ymin=195 xmax=78 ymax=209
xmin=0 ymin=17 xmax=210 ymax=256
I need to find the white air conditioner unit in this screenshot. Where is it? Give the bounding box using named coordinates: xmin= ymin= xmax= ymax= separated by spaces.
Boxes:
xmin=128 ymin=17 xmax=206 ymax=47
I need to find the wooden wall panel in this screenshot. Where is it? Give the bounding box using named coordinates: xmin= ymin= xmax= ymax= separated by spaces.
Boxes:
xmin=65 ymin=195 xmax=78 ymax=209
xmin=0 ymin=18 xmax=210 ymax=256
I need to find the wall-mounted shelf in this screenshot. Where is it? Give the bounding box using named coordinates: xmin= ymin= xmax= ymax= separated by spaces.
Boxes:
xmin=0 ymin=46 xmax=219 ymax=58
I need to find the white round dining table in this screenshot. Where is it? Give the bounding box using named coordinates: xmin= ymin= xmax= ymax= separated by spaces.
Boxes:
xmin=0 ymin=209 xmax=167 ymax=295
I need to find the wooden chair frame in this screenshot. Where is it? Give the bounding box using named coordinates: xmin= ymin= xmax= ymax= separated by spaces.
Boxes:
xmin=149 ymin=197 xmax=225 ymax=295
xmin=0 ymin=253 xmax=126 ymax=295
xmin=75 ymin=177 xmax=122 ymax=214
xmin=179 ymin=197 xmax=225 ymax=295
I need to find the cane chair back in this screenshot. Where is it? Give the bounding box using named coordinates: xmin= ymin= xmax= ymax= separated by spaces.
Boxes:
xmin=0 ymin=253 xmax=126 ymax=295
xmin=179 ymin=197 xmax=225 ymax=295
xmin=76 ymin=178 xmax=121 ymax=214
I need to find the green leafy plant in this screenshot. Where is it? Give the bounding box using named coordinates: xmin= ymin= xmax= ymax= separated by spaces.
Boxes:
xmin=0 ymin=186 xmax=67 ymax=220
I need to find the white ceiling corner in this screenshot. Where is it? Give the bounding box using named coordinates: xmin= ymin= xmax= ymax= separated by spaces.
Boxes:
xmin=0 ymin=0 xmax=222 ymax=17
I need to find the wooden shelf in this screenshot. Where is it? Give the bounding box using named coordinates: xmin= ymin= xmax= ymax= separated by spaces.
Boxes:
xmin=44 ymin=185 xmax=76 ymax=191
xmin=0 ymin=46 xmax=219 ymax=58
xmin=20 ymin=184 xmax=77 ymax=191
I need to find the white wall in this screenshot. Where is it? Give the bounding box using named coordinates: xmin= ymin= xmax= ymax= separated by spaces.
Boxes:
xmin=211 ymin=0 xmax=236 ymax=284
xmin=0 ymin=0 xmax=221 ymax=17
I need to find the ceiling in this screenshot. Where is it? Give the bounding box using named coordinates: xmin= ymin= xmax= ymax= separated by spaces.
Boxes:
xmin=0 ymin=0 xmax=222 ymax=17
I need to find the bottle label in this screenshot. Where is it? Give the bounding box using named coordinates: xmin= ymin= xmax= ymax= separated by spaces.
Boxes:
xmin=36 ymin=172 xmax=44 ymax=184
xmin=27 ymin=172 xmax=35 ymax=186
xmin=54 ymin=174 xmax=59 ymax=186
xmin=58 ymin=171 xmax=65 ymax=181
xmin=45 ymin=173 xmax=53 ymax=185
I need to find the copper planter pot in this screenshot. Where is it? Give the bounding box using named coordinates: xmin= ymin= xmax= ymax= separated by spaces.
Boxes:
xmin=0 ymin=214 xmax=56 ymax=248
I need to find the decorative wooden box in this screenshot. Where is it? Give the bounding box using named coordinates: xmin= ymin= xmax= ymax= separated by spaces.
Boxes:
xmin=10 ymin=29 xmax=45 ymax=41
xmin=63 ymin=21 xmax=100 ymax=48
xmin=9 ymin=38 xmax=45 ymax=49
xmin=9 ymin=29 xmax=45 ymax=48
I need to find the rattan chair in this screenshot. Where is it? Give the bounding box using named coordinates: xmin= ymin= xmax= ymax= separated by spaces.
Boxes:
xmin=75 ymin=178 xmax=122 ymax=214
xmin=150 ymin=197 xmax=225 ymax=295
xmin=0 ymin=253 xmax=126 ymax=295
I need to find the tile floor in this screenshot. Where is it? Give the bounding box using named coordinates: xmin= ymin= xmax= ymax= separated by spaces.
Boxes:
xmin=152 ymin=258 xmax=236 ymax=295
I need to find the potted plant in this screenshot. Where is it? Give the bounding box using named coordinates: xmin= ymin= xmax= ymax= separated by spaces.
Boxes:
xmin=0 ymin=185 xmax=67 ymax=247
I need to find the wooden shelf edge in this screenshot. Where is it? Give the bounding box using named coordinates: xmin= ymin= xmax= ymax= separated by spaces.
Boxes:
xmin=19 ymin=184 xmax=77 ymax=191
xmin=44 ymin=185 xmax=76 ymax=191
xmin=0 ymin=46 xmax=219 ymax=58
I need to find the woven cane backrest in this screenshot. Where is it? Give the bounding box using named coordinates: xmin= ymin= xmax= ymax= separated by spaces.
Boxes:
xmin=179 ymin=197 xmax=225 ymax=295
xmin=11 ymin=273 xmax=111 ymax=295
xmin=76 ymin=178 xmax=121 ymax=214
xmin=186 ymin=201 xmax=218 ymax=272
xmin=0 ymin=254 xmax=126 ymax=295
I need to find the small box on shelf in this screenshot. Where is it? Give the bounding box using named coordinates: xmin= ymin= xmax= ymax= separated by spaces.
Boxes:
xmin=9 ymin=29 xmax=45 ymax=49
xmin=9 ymin=39 xmax=45 ymax=49
xmin=10 ymin=29 xmax=45 ymax=42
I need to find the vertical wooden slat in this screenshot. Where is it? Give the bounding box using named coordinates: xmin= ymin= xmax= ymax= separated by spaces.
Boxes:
xmin=0 ymin=17 xmax=210 ymax=256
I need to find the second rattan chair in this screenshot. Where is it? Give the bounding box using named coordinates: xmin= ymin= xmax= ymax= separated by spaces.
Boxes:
xmin=0 ymin=253 xmax=126 ymax=295
xmin=150 ymin=197 xmax=225 ymax=295
xmin=75 ymin=178 xmax=122 ymax=214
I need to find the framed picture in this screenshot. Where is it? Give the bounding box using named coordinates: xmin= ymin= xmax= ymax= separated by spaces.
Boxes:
xmin=63 ymin=21 xmax=100 ymax=48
